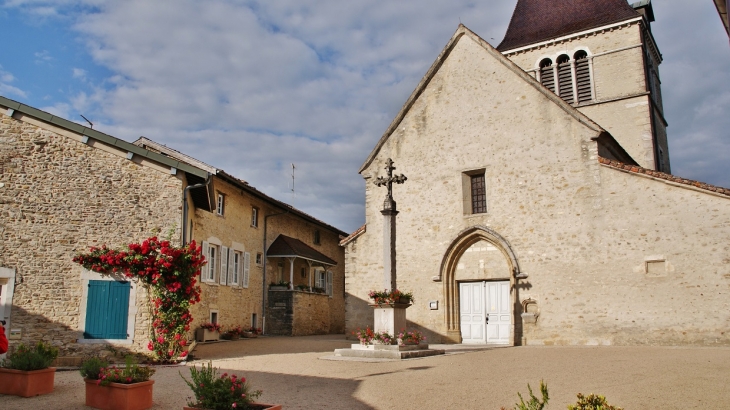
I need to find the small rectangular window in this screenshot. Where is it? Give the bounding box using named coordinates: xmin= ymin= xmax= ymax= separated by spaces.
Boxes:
xmin=208 ymin=245 xmax=217 ymax=281
xmin=216 ymin=194 xmax=225 ymax=216
xmin=251 ymin=207 xmax=259 ymax=227
xmin=470 ymin=174 xmax=487 ymax=214
xmin=313 ymin=230 xmax=321 ymax=245
xmin=210 ymin=311 xmax=218 ymax=324
xmin=256 ymin=252 xmax=263 ymax=266
xmin=232 ymin=251 xmax=241 ymax=285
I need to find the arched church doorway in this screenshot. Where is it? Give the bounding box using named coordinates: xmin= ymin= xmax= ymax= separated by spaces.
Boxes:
xmin=438 ymin=226 xmax=521 ymax=345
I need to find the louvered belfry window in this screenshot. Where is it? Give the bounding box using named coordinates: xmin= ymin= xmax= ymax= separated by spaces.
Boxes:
xmin=557 ymin=54 xmax=574 ymax=104
xmin=539 ymin=58 xmax=555 ymax=93
xmin=470 ymin=174 xmax=487 ymax=214
xmin=574 ymin=50 xmax=591 ymax=103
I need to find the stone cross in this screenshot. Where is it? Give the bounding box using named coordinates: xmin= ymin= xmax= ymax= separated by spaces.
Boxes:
xmin=374 ymin=158 xmax=407 ymax=291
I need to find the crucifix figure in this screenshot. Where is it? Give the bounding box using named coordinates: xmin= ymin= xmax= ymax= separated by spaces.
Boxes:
xmin=374 ymin=158 xmax=407 ymax=291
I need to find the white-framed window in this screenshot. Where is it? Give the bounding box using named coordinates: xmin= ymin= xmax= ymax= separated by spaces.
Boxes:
xmin=314 ymin=269 xmax=333 ymax=297
xmin=210 ymin=310 xmax=219 ymax=324
xmin=216 ymin=193 xmax=225 ymax=216
xmin=251 ymin=207 xmax=259 ymax=227
xmin=202 ymin=241 xmax=219 ymax=283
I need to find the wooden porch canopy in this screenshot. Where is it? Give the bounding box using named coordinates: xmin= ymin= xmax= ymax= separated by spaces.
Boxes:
xmin=266 ymin=234 xmax=337 ymax=289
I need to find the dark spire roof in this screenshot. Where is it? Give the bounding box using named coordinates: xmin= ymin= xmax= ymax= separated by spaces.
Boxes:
xmin=497 ymin=0 xmax=640 ymax=51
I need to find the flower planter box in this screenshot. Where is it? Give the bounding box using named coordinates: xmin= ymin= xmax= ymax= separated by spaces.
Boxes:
xmin=183 ymin=403 xmax=281 ymax=410
xmin=196 ymin=328 xmax=219 ymax=342
xmin=0 ymin=367 xmax=56 ymax=397
xmin=242 ymin=331 xmax=258 ymax=338
xmin=269 ymin=285 xmax=288 ymax=291
xmin=85 ymin=378 xmax=154 ymax=410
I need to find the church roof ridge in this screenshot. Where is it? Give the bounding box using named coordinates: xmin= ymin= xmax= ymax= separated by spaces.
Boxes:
xmin=598 ymin=157 xmax=730 ymax=197
xmin=358 ymin=24 xmax=606 ymax=174
xmin=497 ymin=0 xmax=640 ymax=51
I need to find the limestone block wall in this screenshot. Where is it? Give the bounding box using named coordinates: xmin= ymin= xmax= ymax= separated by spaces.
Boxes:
xmin=0 ymin=110 xmax=181 ymax=355
xmin=346 ymin=32 xmax=730 ymax=346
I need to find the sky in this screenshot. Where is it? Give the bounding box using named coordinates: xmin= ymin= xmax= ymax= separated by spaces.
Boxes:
xmin=1 ymin=0 xmax=728 ymax=234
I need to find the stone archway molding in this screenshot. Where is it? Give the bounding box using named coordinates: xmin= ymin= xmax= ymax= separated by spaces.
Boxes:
xmin=436 ymin=225 xmax=523 ymax=344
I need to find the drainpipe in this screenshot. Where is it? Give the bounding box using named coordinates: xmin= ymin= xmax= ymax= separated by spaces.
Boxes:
xmin=181 ymin=173 xmax=212 ymax=247
xmin=261 ymin=210 xmax=289 ymax=335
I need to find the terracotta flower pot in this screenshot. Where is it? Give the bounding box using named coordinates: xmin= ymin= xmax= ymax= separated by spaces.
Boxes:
xmin=0 ymin=367 xmax=56 ymax=397
xmin=85 ymin=378 xmax=154 ymax=410
xmin=183 ymin=403 xmax=281 ymax=410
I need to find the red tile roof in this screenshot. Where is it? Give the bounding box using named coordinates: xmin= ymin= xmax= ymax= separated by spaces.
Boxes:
xmin=598 ymin=157 xmax=730 ymax=197
xmin=339 ymin=224 xmax=366 ymax=246
xmin=497 ymin=0 xmax=640 ymax=51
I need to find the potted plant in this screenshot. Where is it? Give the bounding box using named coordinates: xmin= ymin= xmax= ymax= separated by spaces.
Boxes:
xmin=0 ymin=340 xmax=58 ymax=397
xmin=242 ymin=326 xmax=260 ymax=338
xmin=397 ymin=329 xmax=426 ymax=346
xmin=196 ymin=322 xmax=221 ymax=342
xmin=353 ymin=327 xmax=393 ymax=345
xmin=82 ymin=355 xmax=156 ymax=410
xmin=368 ymin=289 xmax=413 ymax=305
xmin=222 ymin=326 xmax=242 ymax=341
xmin=181 ymin=361 xmax=281 ymax=409
xmin=268 ymin=281 xmax=290 ymax=291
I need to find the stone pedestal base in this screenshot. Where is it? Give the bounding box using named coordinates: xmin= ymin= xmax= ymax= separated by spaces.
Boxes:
xmin=371 ymin=303 xmax=410 ymax=336
xmin=334 ymin=343 xmax=445 ymax=360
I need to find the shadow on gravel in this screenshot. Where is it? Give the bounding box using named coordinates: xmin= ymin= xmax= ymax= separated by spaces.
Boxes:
xmin=191 ymin=334 xmax=353 ymax=360
xmin=201 ymin=366 xmax=375 ymax=410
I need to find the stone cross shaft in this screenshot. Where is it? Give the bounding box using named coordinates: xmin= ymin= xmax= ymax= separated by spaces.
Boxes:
xmin=374 ymin=158 xmax=406 ymax=291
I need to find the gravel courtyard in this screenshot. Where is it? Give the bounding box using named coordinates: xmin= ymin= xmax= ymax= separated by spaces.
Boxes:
xmin=3 ymin=334 xmax=729 ymax=409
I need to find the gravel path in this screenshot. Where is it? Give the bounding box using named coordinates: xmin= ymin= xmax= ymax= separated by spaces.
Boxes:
xmin=3 ymin=335 xmax=730 ymax=409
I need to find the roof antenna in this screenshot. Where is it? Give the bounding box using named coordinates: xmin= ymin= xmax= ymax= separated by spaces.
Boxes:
xmin=80 ymin=114 xmax=93 ymax=129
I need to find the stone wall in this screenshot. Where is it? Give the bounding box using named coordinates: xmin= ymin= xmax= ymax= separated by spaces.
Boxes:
xmin=345 ymin=30 xmax=730 ymax=346
xmin=0 ymin=109 xmax=181 ymax=355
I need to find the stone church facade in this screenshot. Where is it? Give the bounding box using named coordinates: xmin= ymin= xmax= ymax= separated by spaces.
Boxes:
xmin=342 ymin=0 xmax=730 ymax=346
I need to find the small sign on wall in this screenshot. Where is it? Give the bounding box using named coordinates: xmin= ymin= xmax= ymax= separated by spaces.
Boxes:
xmin=9 ymin=328 xmax=22 ymax=340
xmin=429 ymin=300 xmax=438 ymax=310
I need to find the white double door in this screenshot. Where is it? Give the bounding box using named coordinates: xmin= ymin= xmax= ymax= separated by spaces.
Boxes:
xmin=460 ymin=281 xmax=510 ymax=344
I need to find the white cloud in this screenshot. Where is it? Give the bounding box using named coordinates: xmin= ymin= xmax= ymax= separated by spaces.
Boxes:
xmin=0 ymin=65 xmax=27 ymax=98
xmin=3 ymin=0 xmax=729 ymax=232
xmin=34 ymin=50 xmax=52 ymax=64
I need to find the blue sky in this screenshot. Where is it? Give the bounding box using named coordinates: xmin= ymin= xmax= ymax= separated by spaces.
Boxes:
xmin=1 ymin=0 xmax=729 ymax=233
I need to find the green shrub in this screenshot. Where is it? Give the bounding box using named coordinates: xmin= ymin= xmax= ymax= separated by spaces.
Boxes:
xmin=97 ymin=355 xmax=155 ymax=385
xmin=513 ymin=380 xmax=550 ymax=410
xmin=79 ymin=357 xmax=110 ymax=380
xmin=567 ymin=393 xmax=623 ymax=410
xmin=1 ymin=341 xmax=59 ymax=371
xmin=181 ymin=361 xmax=262 ymax=410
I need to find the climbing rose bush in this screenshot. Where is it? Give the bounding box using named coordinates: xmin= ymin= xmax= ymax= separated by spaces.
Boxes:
xmin=73 ymin=236 xmax=205 ymax=362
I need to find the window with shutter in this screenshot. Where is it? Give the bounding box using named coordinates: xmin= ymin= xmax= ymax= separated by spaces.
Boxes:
xmin=243 ymin=252 xmax=250 ymax=288
xmin=557 ymin=54 xmax=574 ymax=103
xmin=539 ymin=58 xmax=555 ymax=93
xmin=574 ymin=50 xmax=591 ymax=103
xmin=220 ymin=246 xmax=229 ymax=285
xmin=326 ymin=270 xmax=333 ymax=297
xmin=85 ymin=280 xmax=130 ymax=339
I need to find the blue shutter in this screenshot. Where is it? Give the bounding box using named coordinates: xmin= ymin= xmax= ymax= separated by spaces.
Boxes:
xmin=107 ymin=281 xmax=130 ymax=339
xmin=85 ymin=281 xmax=109 ymax=339
xmin=85 ymin=280 xmax=130 ymax=339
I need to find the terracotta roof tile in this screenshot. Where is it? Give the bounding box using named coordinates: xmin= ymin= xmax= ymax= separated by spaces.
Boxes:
xmin=497 ymin=0 xmax=640 ymax=51
xmin=598 ymin=157 xmax=730 ymax=197
xmin=339 ymin=224 xmax=366 ymax=246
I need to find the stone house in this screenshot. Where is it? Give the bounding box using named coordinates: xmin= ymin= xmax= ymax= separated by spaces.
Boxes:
xmin=0 ymin=96 xmax=345 ymax=357
xmin=342 ymin=0 xmax=730 ymax=346
xmin=134 ymin=138 xmax=347 ymax=337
